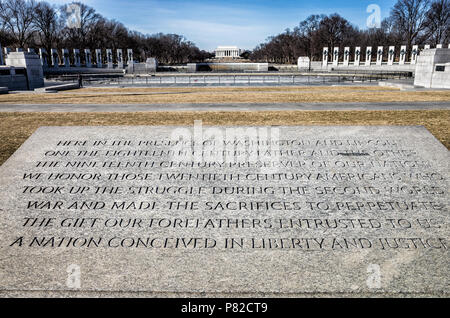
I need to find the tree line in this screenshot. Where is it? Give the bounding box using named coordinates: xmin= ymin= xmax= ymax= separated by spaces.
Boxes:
xmin=250 ymin=0 xmax=449 ymax=64
xmin=0 ymin=0 xmax=213 ymax=64
xmin=1 ymin=0 xmax=448 ymax=65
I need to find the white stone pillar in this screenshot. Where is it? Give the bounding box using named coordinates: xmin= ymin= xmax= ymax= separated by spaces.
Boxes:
xmin=448 ymin=44 xmax=450 ymax=49
xmin=117 ymin=49 xmax=124 ymax=69
xmin=333 ymin=47 xmax=339 ymax=66
xmin=84 ymin=49 xmax=92 ymax=67
xmin=411 ymin=45 xmax=419 ymax=64
xmin=73 ymin=49 xmax=81 ymax=67
xmin=62 ymin=49 xmax=70 ymax=67
xmin=322 ymin=47 xmax=328 ymax=66
xmin=4 ymin=47 xmax=12 ymax=57
xmin=38 ymin=48 xmax=48 ymax=67
xmin=27 ymin=48 xmax=35 ymax=54
xmin=365 ymin=47 xmax=372 ymax=66
xmin=127 ymin=49 xmax=133 ymax=65
xmin=0 ymin=44 xmax=4 ymax=65
xmin=106 ymin=49 xmax=113 ymax=68
xmin=436 ymin=44 xmax=443 ymax=49
xmin=424 ymin=44 xmax=431 ymax=50
xmin=354 ymin=47 xmax=361 ymax=66
xmin=376 ymin=46 xmax=383 ymax=65
xmin=50 ymin=48 xmax=59 ymax=67
xmin=399 ymin=46 xmax=407 ymax=65
xmin=343 ymin=47 xmax=350 ymax=66
xmin=95 ymin=49 xmax=102 ymax=68
xmin=388 ymin=46 xmax=395 ymax=65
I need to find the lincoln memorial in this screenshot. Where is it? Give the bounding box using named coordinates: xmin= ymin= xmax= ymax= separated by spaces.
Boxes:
xmin=214 ymin=46 xmax=242 ymax=58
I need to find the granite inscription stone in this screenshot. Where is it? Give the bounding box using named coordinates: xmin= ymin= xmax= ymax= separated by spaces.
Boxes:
xmin=0 ymin=125 xmax=448 ymax=296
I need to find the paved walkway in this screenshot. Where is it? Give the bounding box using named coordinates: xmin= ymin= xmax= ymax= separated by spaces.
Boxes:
xmin=0 ymin=101 xmax=449 ymax=112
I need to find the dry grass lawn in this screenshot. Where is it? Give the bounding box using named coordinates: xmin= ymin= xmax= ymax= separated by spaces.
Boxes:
xmin=0 ymin=110 xmax=449 ymax=165
xmin=1 ymin=86 xmax=450 ymax=104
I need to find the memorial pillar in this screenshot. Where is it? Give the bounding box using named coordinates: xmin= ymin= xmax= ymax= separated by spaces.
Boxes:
xmin=365 ymin=47 xmax=372 ymax=66
xmin=84 ymin=49 xmax=92 ymax=67
xmin=411 ymin=45 xmax=419 ymax=64
xmin=3 ymin=47 xmax=12 ymax=65
xmin=106 ymin=49 xmax=113 ymax=68
xmin=376 ymin=46 xmax=383 ymax=65
xmin=399 ymin=46 xmax=407 ymax=65
xmin=50 ymin=48 xmax=59 ymax=67
xmin=127 ymin=49 xmax=133 ymax=65
xmin=322 ymin=47 xmax=328 ymax=67
xmin=354 ymin=46 xmax=361 ymax=66
xmin=333 ymin=47 xmax=339 ymax=66
xmin=38 ymin=48 xmax=48 ymax=67
xmin=343 ymin=47 xmax=350 ymax=66
xmin=388 ymin=46 xmax=395 ymax=65
xmin=117 ymin=49 xmax=124 ymax=69
xmin=0 ymin=44 xmax=4 ymax=65
xmin=95 ymin=49 xmax=102 ymax=68
xmin=436 ymin=44 xmax=442 ymax=49
xmin=73 ymin=49 xmax=81 ymax=67
xmin=62 ymin=49 xmax=70 ymax=67
xmin=424 ymin=44 xmax=431 ymax=50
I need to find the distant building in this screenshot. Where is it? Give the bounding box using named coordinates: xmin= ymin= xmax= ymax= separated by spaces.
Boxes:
xmin=215 ymin=46 xmax=241 ymax=58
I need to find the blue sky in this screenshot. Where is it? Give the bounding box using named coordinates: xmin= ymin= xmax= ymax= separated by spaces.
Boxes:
xmin=45 ymin=0 xmax=398 ymax=51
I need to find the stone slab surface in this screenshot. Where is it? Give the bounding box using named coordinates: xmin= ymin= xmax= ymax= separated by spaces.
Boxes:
xmin=0 ymin=125 xmax=448 ymax=297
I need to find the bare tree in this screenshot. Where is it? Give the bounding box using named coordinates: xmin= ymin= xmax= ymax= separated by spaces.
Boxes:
xmin=33 ymin=1 xmax=60 ymax=54
xmin=59 ymin=2 xmax=101 ymax=48
xmin=297 ymin=14 xmax=325 ymax=59
xmin=390 ymin=0 xmax=431 ymax=47
xmin=0 ymin=0 xmax=36 ymax=48
xmin=423 ymin=0 xmax=449 ymax=45
xmin=317 ymin=14 xmax=359 ymax=51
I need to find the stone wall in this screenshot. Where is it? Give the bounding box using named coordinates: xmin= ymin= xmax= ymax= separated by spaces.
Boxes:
xmin=310 ymin=61 xmax=416 ymax=73
xmin=5 ymin=52 xmax=44 ymax=89
xmin=321 ymin=44 xmax=449 ymax=68
xmin=0 ymin=47 xmax=135 ymax=72
xmin=187 ymin=63 xmax=269 ymax=72
xmin=414 ymin=48 xmax=450 ymax=89
xmin=0 ymin=66 xmax=28 ymax=90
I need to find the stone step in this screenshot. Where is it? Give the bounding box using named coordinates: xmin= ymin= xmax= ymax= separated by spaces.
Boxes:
xmin=34 ymin=83 xmax=80 ymax=93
